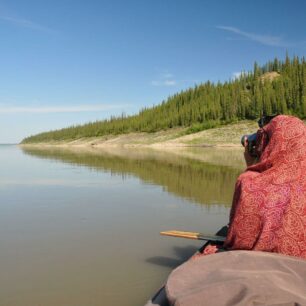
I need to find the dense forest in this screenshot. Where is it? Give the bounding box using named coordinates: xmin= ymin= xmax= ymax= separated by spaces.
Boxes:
xmin=22 ymin=55 xmax=306 ymax=143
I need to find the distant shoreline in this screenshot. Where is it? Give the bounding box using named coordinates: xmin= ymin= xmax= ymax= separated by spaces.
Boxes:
xmin=19 ymin=121 xmax=258 ymax=149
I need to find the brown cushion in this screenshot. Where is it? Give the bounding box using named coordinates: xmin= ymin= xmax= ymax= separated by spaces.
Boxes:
xmin=165 ymin=251 xmax=306 ymax=306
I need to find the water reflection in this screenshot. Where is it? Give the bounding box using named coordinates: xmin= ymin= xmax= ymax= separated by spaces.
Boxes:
xmin=0 ymin=145 xmax=247 ymax=306
xmin=21 ymin=146 xmax=245 ymax=206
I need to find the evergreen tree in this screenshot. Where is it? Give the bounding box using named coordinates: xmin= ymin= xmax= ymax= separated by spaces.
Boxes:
xmin=22 ymin=56 xmax=306 ymax=144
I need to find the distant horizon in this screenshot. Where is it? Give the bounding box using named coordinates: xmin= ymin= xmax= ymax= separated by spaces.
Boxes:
xmin=0 ymin=0 xmax=305 ymax=143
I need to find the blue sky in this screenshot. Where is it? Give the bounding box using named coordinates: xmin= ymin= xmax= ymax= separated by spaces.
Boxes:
xmin=0 ymin=0 xmax=305 ymax=143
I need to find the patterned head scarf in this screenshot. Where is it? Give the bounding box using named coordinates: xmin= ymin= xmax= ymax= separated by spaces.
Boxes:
xmin=225 ymin=115 xmax=306 ymax=258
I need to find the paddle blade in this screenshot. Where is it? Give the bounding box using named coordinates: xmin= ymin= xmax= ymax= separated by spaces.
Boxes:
xmin=160 ymin=230 xmax=226 ymax=242
xmin=160 ymin=230 xmax=201 ymax=240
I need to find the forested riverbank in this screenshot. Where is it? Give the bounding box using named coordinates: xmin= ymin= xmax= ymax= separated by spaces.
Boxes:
xmin=22 ymin=55 xmax=306 ymax=144
xmin=20 ymin=121 xmax=258 ymax=148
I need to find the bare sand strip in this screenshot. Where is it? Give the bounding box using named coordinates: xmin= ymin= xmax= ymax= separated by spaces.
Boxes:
xmin=20 ymin=121 xmax=258 ymax=149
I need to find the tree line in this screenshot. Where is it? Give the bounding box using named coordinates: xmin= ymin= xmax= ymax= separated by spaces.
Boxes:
xmin=22 ymin=55 xmax=306 ymax=143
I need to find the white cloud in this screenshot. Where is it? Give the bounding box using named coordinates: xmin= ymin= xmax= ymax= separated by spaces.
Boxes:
xmin=232 ymin=71 xmax=243 ymax=79
xmin=216 ymin=25 xmax=291 ymax=47
xmin=151 ymin=79 xmax=177 ymax=86
xmin=0 ymin=104 xmax=128 ymax=114
xmin=0 ymin=14 xmax=55 ymax=33
xmin=151 ymin=70 xmax=177 ymax=87
xmin=151 ymin=71 xmax=200 ymax=87
xmin=161 ymin=73 xmax=174 ymax=79
xmin=181 ymin=79 xmax=200 ymax=83
xmin=164 ymin=80 xmax=176 ymax=86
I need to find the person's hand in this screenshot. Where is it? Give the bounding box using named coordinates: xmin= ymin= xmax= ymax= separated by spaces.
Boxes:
xmin=243 ymin=137 xmax=257 ymax=166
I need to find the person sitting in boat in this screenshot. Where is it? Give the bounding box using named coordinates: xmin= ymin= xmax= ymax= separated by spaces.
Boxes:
xmin=224 ymin=114 xmax=306 ymax=258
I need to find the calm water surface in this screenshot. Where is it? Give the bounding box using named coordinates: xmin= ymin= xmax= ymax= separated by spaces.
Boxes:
xmin=0 ymin=145 xmax=245 ymax=306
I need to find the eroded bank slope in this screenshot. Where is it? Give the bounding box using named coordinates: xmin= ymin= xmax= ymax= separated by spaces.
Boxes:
xmin=20 ymin=121 xmax=258 ymax=149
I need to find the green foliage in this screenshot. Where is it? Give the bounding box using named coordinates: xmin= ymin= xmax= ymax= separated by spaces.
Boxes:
xmin=22 ymin=56 xmax=306 ymax=144
xmin=185 ymin=120 xmax=223 ymax=134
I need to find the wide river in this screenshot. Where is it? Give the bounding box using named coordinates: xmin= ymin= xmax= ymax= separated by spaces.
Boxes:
xmin=0 ymin=144 xmax=245 ymax=306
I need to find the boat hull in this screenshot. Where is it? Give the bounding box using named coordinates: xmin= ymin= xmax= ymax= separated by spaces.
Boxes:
xmin=145 ymin=226 xmax=228 ymax=306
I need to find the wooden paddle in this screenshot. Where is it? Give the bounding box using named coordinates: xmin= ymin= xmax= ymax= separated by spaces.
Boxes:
xmin=160 ymin=230 xmax=226 ymax=242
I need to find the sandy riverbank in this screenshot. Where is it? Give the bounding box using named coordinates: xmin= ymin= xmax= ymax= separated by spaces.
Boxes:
xmin=20 ymin=121 xmax=258 ymax=149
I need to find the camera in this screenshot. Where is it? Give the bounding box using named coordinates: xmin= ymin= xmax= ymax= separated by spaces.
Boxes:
xmin=241 ymin=114 xmax=278 ymax=157
xmin=241 ymin=132 xmax=257 ymax=157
